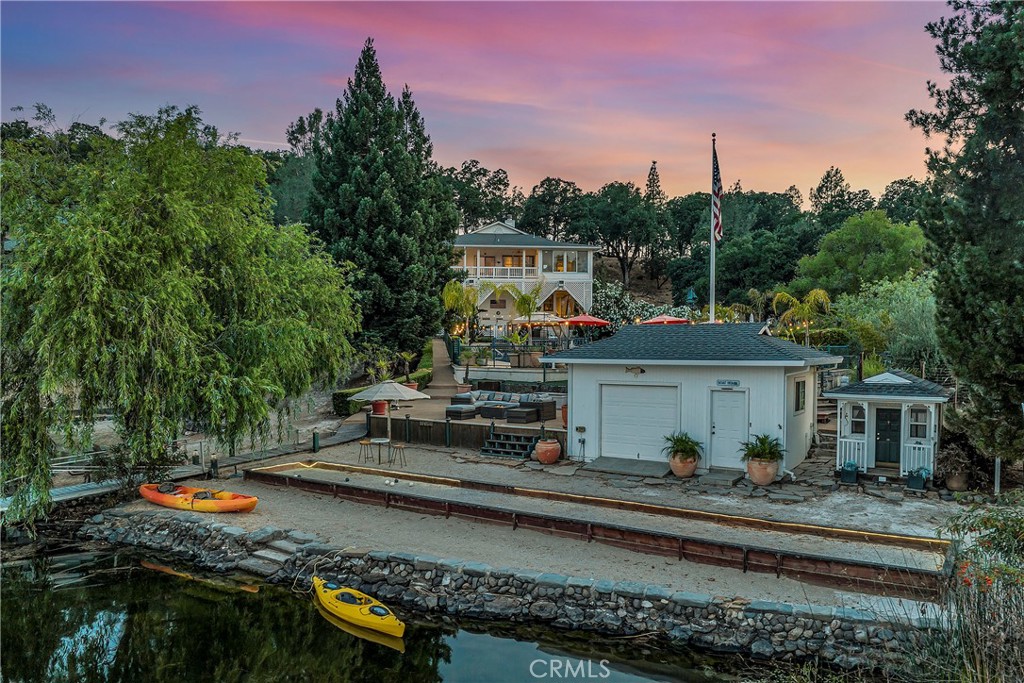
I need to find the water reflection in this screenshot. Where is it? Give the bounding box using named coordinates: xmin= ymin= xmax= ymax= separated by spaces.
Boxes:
xmin=1 ymin=553 xmax=732 ymax=683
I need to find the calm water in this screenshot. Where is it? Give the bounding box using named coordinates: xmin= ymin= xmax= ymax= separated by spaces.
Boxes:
xmin=1 ymin=552 xmax=739 ymax=683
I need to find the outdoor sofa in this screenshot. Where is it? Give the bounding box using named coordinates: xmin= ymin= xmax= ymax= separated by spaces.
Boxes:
xmin=450 ymin=390 xmax=556 ymax=420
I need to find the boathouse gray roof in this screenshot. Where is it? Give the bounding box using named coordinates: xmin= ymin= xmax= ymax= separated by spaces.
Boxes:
xmin=546 ymin=323 xmax=843 ymax=367
xmin=823 ymin=369 xmax=951 ymax=402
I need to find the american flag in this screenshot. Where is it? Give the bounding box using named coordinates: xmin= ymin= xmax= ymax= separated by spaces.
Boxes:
xmin=711 ymin=137 xmax=723 ymax=242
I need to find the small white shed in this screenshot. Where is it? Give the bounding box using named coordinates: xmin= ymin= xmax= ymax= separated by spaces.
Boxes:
xmin=823 ymin=370 xmax=951 ymax=477
xmin=546 ymin=324 xmax=841 ymax=474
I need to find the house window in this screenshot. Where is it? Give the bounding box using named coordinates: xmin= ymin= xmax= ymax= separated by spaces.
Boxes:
xmin=565 ymin=251 xmax=577 ymax=272
xmin=851 ymin=405 xmax=866 ymax=434
xmin=490 ymin=299 xmax=506 ymax=309
xmin=910 ymin=407 xmax=928 ymax=439
xmin=795 ymin=380 xmax=806 ymax=413
xmin=483 ymin=256 xmax=496 ymax=267
xmin=542 ymin=251 xmax=553 ymax=272
xmin=525 ymin=255 xmax=536 ymax=268
xmin=555 ymin=253 xmax=565 ymax=272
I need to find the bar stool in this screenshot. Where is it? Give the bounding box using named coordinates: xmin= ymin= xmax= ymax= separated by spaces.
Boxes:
xmin=388 ymin=443 xmax=407 ymax=468
xmin=358 ymin=439 xmax=373 ymax=463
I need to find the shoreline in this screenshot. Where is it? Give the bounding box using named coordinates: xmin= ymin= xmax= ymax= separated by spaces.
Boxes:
xmin=71 ymin=501 xmax=938 ymax=671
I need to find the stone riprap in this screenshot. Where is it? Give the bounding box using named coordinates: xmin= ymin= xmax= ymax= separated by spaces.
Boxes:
xmin=77 ymin=509 xmax=932 ymax=669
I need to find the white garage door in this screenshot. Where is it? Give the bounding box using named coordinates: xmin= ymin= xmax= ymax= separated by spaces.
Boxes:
xmin=600 ymin=384 xmax=678 ymax=461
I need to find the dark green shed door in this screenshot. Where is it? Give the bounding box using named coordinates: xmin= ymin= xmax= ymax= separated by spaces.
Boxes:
xmin=875 ymin=408 xmax=902 ymax=466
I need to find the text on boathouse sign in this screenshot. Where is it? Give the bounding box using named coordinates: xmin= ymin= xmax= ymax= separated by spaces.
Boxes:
xmin=716 ymin=379 xmax=741 ymax=387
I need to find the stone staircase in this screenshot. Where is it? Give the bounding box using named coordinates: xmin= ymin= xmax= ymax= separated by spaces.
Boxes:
xmin=480 ymin=432 xmax=538 ymax=459
xmin=424 ymin=337 xmax=460 ymax=399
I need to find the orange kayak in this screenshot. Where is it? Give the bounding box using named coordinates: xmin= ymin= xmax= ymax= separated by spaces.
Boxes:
xmin=139 ymin=483 xmax=258 ymax=513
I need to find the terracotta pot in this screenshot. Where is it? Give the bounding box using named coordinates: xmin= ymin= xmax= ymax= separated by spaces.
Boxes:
xmin=561 ymin=404 xmax=568 ymax=428
xmin=371 ymin=400 xmax=388 ymax=416
xmin=456 ymin=383 xmax=472 ymax=394
xmin=945 ymin=471 xmax=968 ymax=491
xmin=746 ymin=459 xmax=779 ymax=486
xmin=534 ymin=439 xmax=561 ymax=465
xmin=669 ymin=456 xmax=698 ymax=478
xmin=403 ymin=381 xmax=419 ymax=390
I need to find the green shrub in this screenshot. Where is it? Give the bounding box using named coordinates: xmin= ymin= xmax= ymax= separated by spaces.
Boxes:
xmin=331 ymin=387 xmax=369 ymax=417
xmin=662 ymin=432 xmax=702 ymax=461
xmin=415 ymin=338 xmax=433 ymax=372
xmin=860 ymin=353 xmax=885 ymax=378
xmin=740 ymin=434 xmax=785 ymax=462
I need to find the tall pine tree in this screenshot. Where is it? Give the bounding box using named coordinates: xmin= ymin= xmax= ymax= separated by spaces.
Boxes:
xmin=907 ymin=1 xmax=1024 ymax=462
xmin=304 ymin=39 xmax=458 ymax=353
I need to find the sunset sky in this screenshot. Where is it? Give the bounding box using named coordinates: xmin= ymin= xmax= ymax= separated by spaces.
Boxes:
xmin=2 ymin=1 xmax=948 ymax=199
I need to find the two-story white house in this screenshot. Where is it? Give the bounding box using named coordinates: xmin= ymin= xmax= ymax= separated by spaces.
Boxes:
xmin=454 ymin=221 xmax=601 ymax=335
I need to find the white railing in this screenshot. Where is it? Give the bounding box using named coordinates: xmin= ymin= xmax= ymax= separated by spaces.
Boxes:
xmin=902 ymin=443 xmax=934 ymax=477
xmin=836 ymin=438 xmax=868 ymax=472
xmin=458 ymin=266 xmax=540 ymax=280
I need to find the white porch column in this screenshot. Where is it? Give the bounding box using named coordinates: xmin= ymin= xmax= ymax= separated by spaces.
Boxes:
xmin=476 ymin=248 xmax=481 ymax=275
xmin=463 ymin=249 xmax=467 ymax=273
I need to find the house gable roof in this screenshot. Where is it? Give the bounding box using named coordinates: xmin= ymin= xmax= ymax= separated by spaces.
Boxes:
xmin=454 ymin=221 xmax=598 ymax=250
xmin=546 ymin=323 xmax=842 ymax=367
xmin=823 ymin=369 xmax=950 ymax=401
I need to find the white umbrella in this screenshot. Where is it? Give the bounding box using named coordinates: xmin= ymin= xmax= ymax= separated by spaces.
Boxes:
xmin=510 ymin=312 xmax=566 ymax=325
xmin=349 ymin=380 xmax=431 ymax=440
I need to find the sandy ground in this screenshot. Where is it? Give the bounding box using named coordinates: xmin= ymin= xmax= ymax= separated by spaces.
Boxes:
xmin=269 ymin=439 xmax=959 ymax=540
xmin=119 ymin=470 xmax=937 ymax=619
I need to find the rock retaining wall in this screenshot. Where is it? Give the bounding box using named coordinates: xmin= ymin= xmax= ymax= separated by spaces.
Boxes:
xmin=77 ymin=508 xmax=933 ymax=669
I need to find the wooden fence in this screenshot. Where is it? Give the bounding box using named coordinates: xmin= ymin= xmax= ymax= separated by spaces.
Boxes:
xmin=368 ymin=414 xmax=568 ymax=454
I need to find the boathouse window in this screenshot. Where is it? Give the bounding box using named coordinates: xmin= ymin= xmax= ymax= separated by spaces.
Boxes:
xmin=851 ymin=405 xmax=866 ymax=434
xmin=794 ymin=380 xmax=806 ymax=413
xmin=910 ymin=407 xmax=928 ymax=439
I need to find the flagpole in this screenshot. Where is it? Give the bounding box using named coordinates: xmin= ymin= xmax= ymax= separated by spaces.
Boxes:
xmin=709 ymin=133 xmax=717 ymax=323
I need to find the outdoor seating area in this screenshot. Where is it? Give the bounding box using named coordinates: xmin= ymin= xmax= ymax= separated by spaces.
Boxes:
xmin=450 ymin=390 xmax=557 ymax=422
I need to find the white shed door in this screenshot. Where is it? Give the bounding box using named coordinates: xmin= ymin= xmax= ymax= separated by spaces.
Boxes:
xmin=600 ymin=385 xmax=678 ymax=461
xmin=710 ymin=390 xmax=748 ymax=470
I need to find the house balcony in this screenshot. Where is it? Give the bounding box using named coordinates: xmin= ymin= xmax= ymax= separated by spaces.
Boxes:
xmin=459 ymin=266 xmax=540 ymax=280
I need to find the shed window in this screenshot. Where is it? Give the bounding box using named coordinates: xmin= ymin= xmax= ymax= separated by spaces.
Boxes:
xmin=794 ymin=380 xmax=806 ymax=413
xmin=910 ymin=407 xmax=928 ymax=439
xmin=851 ymin=405 xmax=866 ymax=434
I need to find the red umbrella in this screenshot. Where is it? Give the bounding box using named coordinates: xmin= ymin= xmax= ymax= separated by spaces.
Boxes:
xmin=564 ymin=314 xmax=611 ymax=327
xmin=640 ymin=314 xmax=690 ymax=325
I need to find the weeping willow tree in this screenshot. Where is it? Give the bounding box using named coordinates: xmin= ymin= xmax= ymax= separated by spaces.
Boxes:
xmin=1 ymin=105 xmax=360 ymax=523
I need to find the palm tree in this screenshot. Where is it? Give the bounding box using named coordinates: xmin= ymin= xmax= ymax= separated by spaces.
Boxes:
xmin=747 ymin=288 xmax=775 ymax=322
xmin=441 ymin=280 xmax=479 ymax=343
xmin=772 ymin=289 xmax=831 ymax=346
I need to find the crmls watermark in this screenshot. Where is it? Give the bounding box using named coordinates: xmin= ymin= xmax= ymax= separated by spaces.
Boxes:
xmin=529 ymin=658 xmax=611 ymax=679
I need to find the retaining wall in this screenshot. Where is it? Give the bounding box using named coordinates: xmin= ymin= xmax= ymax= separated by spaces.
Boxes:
xmin=76 ymin=509 xmax=936 ymax=670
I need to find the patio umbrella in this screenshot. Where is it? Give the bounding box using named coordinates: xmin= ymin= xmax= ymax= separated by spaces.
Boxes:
xmin=564 ymin=314 xmax=611 ymax=327
xmin=640 ymin=314 xmax=690 ymax=325
xmin=509 ymin=312 xmax=566 ymax=326
xmin=349 ymin=380 xmax=430 ymax=440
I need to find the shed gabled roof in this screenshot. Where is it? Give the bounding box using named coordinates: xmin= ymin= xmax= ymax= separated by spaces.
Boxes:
xmin=454 ymin=221 xmax=598 ymax=250
xmin=546 ymin=323 xmax=842 ymax=367
xmin=823 ymin=369 xmax=951 ymax=402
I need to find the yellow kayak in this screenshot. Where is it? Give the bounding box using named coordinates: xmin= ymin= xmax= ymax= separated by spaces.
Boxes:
xmin=314 ymin=602 xmax=406 ymax=653
xmin=312 ymin=576 xmax=406 ymax=638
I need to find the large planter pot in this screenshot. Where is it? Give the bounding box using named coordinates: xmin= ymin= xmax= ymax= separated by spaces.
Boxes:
xmin=534 ymin=439 xmax=561 ymax=465
xmin=746 ymin=459 xmax=779 ymax=486
xmin=945 ymin=471 xmax=968 ymax=492
xmin=906 ymin=472 xmax=928 ymax=491
xmin=402 ymin=381 xmax=419 ymax=391
xmin=669 ymin=456 xmax=698 ymax=478
xmin=371 ymin=400 xmax=388 ymax=416
xmin=456 ymin=383 xmax=472 ymax=394
xmin=561 ymin=404 xmax=568 ymax=428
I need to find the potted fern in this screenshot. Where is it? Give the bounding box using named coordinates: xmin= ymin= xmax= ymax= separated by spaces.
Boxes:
xmin=740 ymin=434 xmax=785 ymax=486
xmin=662 ymin=432 xmax=702 ymax=478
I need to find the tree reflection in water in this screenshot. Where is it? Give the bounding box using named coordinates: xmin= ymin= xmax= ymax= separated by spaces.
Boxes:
xmin=2 ymin=554 xmax=450 ymax=683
